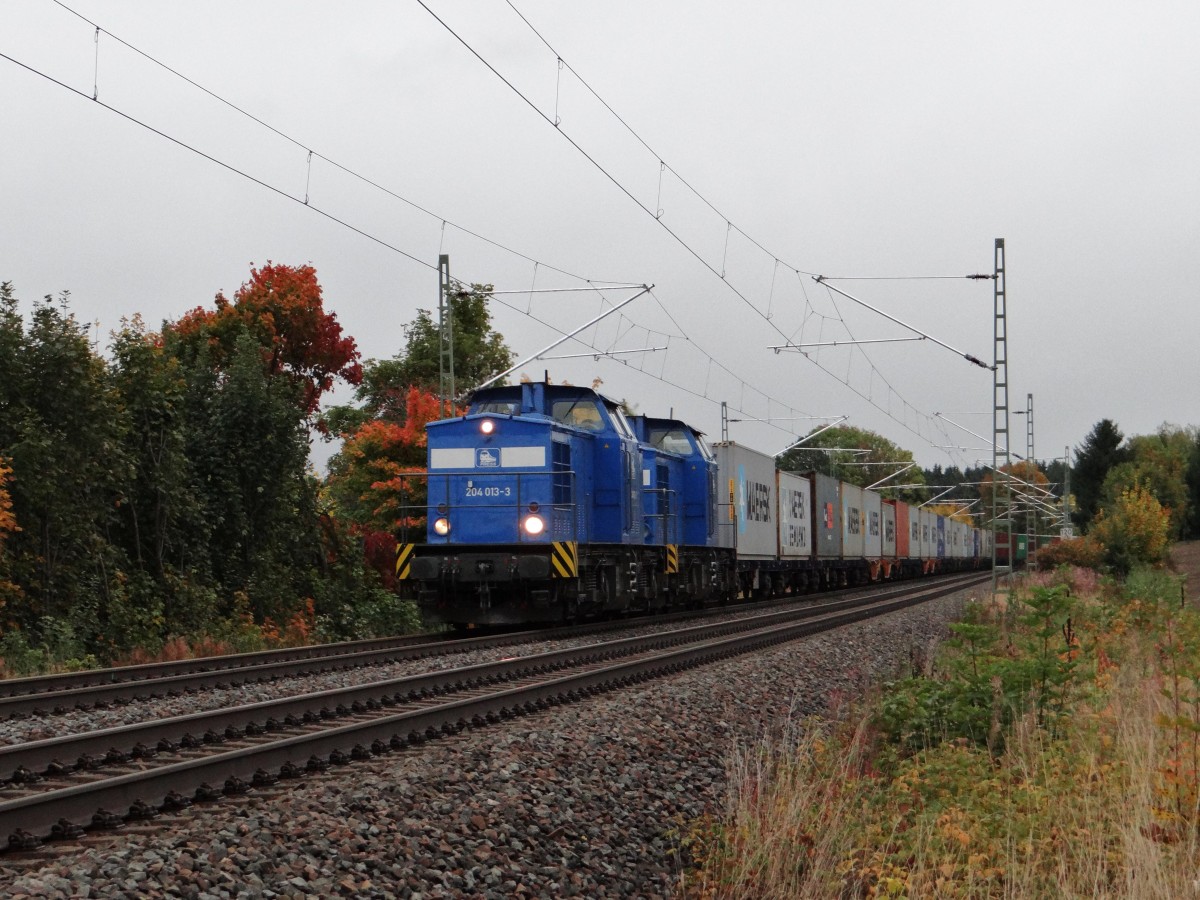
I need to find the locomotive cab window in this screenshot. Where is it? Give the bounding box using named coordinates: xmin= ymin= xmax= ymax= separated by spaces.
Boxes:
xmin=472 ymin=399 xmax=519 ymax=416
xmin=649 ymin=427 xmax=694 ymax=456
xmin=552 ymin=399 xmax=606 ymax=432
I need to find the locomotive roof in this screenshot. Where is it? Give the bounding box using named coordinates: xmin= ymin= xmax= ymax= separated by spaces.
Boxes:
xmin=469 ymin=382 xmax=626 ymax=409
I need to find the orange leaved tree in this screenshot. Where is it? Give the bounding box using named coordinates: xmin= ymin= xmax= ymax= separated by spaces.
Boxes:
xmin=171 ymin=262 xmax=362 ymax=417
xmin=326 ymin=387 xmax=447 ymax=539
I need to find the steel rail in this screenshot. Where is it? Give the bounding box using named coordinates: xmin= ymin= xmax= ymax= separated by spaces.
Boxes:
xmin=0 ymin=573 xmax=984 ymax=717
xmin=0 ymin=574 xmax=986 ymax=847
xmin=0 ymin=574 xmax=985 ymax=783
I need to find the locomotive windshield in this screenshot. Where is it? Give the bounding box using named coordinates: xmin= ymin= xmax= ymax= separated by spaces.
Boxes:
xmin=649 ymin=427 xmax=694 ymax=455
xmin=552 ymin=398 xmax=606 ymax=432
xmin=472 ymin=399 xmax=519 ymax=416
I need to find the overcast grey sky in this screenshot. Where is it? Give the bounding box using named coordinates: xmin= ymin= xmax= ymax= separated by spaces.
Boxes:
xmin=3 ymin=1 xmax=1197 ymax=472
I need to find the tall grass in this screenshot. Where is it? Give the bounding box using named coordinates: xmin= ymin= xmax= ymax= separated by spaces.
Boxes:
xmin=682 ymin=566 xmax=1200 ymax=898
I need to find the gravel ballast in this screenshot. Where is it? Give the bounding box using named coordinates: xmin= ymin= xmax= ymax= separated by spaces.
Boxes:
xmin=0 ymin=586 xmax=977 ymax=898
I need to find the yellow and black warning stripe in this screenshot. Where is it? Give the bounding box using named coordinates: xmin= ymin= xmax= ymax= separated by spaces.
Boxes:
xmin=395 ymin=543 xmax=416 ymax=580
xmin=665 ymin=544 xmax=679 ymax=575
xmin=551 ymin=541 xmax=578 ymax=578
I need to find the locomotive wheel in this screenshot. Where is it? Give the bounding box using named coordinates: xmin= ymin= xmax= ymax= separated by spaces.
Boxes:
xmin=645 ymin=568 xmax=661 ymax=608
xmin=596 ymin=567 xmax=615 ymax=607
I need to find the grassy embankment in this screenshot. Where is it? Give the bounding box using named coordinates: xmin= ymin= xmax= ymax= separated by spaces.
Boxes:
xmin=682 ymin=565 xmax=1200 ymax=898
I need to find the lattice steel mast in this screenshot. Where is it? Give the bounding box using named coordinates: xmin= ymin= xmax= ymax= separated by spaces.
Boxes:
xmin=438 ymin=254 xmax=454 ymax=417
xmin=991 ymin=238 xmax=1012 ymax=595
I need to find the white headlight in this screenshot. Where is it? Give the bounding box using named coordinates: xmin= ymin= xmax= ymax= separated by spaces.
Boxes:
xmin=480 ymin=419 xmax=495 ymax=435
xmin=522 ymin=515 xmax=545 ymax=536
xmin=434 ymin=517 xmax=451 ymax=536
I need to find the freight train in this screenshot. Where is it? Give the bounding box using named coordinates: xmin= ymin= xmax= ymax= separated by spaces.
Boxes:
xmin=396 ymin=382 xmax=991 ymax=626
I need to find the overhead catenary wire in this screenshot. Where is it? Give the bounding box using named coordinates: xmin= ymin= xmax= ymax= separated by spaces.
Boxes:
xmin=18 ymin=4 xmax=981 ymax=468
xmin=0 ymin=45 xmax=818 ymax=444
xmin=46 ymin=0 xmax=630 ymax=288
xmin=25 ymin=2 xmax=828 ymax=442
xmin=429 ymin=0 xmax=987 ymax=467
xmin=0 ymin=49 xmax=438 ymax=274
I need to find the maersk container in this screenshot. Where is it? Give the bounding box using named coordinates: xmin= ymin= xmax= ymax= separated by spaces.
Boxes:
xmin=841 ymin=482 xmax=865 ymax=559
xmin=812 ymin=472 xmax=843 ymax=559
xmin=863 ymin=490 xmax=883 ymax=558
xmin=777 ymin=471 xmax=814 ymax=558
xmin=936 ymin=515 xmax=947 ymax=558
xmin=906 ymin=503 xmax=921 ymax=559
xmin=881 ymin=500 xmax=898 ymax=558
xmin=919 ymin=508 xmax=936 ymax=561
xmin=713 ymin=442 xmax=778 ymax=559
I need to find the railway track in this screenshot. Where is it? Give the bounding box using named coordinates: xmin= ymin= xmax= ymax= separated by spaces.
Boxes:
xmin=0 ymin=573 xmax=987 ymax=849
xmin=0 ymin=573 xmax=983 ymax=719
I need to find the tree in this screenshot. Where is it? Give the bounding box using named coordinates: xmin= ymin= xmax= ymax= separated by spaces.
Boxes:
xmin=1188 ymin=433 xmax=1200 ymax=539
xmin=1101 ymin=425 xmax=1194 ymax=539
xmin=776 ymin=425 xmax=925 ymax=500
xmin=1072 ymin=419 xmax=1127 ymax=531
xmin=0 ymin=292 xmax=127 ymax=628
xmin=0 ymin=458 xmax=19 ymax=609
xmin=171 ymin=262 xmax=362 ymax=417
xmin=324 ymin=282 xmax=513 ymax=436
xmin=185 ymin=331 xmax=315 ymax=623
xmin=978 ymin=460 xmax=1049 ymax=507
xmin=325 ymin=387 xmax=444 ymax=538
xmin=109 ymin=318 xmax=201 ymax=579
xmin=1090 ymin=482 xmax=1172 ymax=575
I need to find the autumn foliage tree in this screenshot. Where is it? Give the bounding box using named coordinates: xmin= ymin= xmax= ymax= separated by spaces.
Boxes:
xmin=326 ymin=388 xmax=447 ymax=537
xmin=978 ymin=460 xmax=1049 ymax=510
xmin=172 ymin=263 xmax=362 ymax=417
xmin=322 ymin=282 xmax=512 ymax=437
xmin=0 ymin=458 xmax=19 ymax=608
xmin=1090 ymin=482 xmax=1172 ymax=575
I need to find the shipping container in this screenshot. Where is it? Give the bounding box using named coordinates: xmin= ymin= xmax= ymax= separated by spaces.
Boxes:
xmin=907 ymin=503 xmax=921 ymax=559
xmin=713 ymin=442 xmax=778 ymax=559
xmin=936 ymin=515 xmax=946 ymax=558
xmin=812 ymin=472 xmax=843 ymax=559
xmin=777 ymin=471 xmax=814 ymax=558
xmin=881 ymin=499 xmax=898 ymax=558
xmin=919 ymin=508 xmax=936 ymax=561
xmin=841 ymin=482 xmax=865 ymax=558
xmin=863 ymin=490 xmax=883 ymax=558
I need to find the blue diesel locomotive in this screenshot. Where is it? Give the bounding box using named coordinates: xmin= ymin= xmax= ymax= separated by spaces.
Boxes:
xmin=397 ymin=382 xmax=989 ymax=626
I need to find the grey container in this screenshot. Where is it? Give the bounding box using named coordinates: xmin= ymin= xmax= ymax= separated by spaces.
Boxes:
xmin=881 ymin=500 xmax=897 ymax=557
xmin=777 ymin=471 xmax=813 ymax=558
xmin=863 ymin=490 xmax=883 ymax=558
xmin=713 ymin=441 xmax=779 ymax=559
xmin=812 ymin=472 xmax=843 ymax=559
xmin=841 ymin=482 xmax=865 ymax=558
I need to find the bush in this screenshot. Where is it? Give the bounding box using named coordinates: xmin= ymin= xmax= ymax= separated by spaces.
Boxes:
xmin=1034 ymin=537 xmax=1105 ymax=571
xmin=1091 ymin=483 xmax=1172 ymax=575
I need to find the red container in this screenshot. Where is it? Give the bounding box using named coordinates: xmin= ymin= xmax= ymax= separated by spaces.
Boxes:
xmin=888 ymin=499 xmax=911 ymax=558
